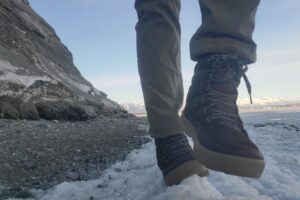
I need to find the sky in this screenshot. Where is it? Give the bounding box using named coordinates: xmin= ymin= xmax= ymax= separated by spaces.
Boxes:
xmin=28 ymin=0 xmax=300 ymax=104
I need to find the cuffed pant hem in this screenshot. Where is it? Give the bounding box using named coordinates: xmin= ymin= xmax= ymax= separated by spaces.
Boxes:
xmin=190 ymin=38 xmax=257 ymax=64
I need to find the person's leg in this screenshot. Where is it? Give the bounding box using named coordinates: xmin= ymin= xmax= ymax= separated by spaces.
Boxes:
xmin=190 ymin=0 xmax=260 ymax=64
xmin=135 ymin=0 xmax=183 ymax=138
xmin=135 ymin=0 xmax=208 ymax=186
xmin=182 ymin=0 xmax=265 ymax=178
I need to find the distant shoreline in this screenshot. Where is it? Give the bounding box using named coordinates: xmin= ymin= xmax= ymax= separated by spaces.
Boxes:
xmin=239 ymin=105 xmax=300 ymax=113
xmin=132 ymin=106 xmax=300 ymax=117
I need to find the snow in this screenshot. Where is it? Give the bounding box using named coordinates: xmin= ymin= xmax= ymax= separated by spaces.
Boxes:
xmin=57 ymin=72 xmax=91 ymax=94
xmin=0 ymin=58 xmax=92 ymax=95
xmin=6 ymin=111 xmax=300 ymax=200
xmin=0 ymin=72 xmax=53 ymax=88
xmin=0 ymin=59 xmax=93 ymax=97
xmin=0 ymin=59 xmax=54 ymax=88
xmin=0 ymin=60 xmax=19 ymax=73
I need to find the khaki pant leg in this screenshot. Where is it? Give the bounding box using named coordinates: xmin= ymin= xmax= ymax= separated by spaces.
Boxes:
xmin=135 ymin=0 xmax=184 ymax=138
xmin=190 ymin=0 xmax=260 ymax=64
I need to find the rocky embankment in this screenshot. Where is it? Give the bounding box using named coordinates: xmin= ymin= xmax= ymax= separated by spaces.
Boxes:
xmin=0 ymin=1 xmax=152 ymax=199
xmin=0 ymin=0 xmax=125 ymax=120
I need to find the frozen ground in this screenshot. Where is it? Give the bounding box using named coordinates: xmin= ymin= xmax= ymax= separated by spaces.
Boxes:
xmin=5 ymin=111 xmax=300 ymax=200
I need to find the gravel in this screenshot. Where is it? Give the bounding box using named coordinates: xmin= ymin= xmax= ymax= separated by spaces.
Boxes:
xmin=0 ymin=116 xmax=150 ymax=199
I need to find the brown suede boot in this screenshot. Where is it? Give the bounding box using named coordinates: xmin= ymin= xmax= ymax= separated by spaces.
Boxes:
xmin=155 ymin=133 xmax=208 ymax=186
xmin=182 ymin=54 xmax=265 ymax=178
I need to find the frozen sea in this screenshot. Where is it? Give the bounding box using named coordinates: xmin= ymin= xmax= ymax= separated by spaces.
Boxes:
xmin=6 ymin=111 xmax=300 ymax=200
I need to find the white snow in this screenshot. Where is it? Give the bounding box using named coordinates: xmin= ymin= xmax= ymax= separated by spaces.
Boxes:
xmin=0 ymin=59 xmax=55 ymax=88
xmin=6 ymin=111 xmax=300 ymax=200
xmin=0 ymin=60 xmax=19 ymax=73
xmin=57 ymin=72 xmax=91 ymax=94
xmin=0 ymin=58 xmax=93 ymax=98
xmin=0 ymin=72 xmax=53 ymax=88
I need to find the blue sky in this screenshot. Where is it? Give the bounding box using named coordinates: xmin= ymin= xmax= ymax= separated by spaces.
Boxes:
xmin=29 ymin=0 xmax=300 ymax=104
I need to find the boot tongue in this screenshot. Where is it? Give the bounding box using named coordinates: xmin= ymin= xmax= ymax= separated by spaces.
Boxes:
xmin=211 ymin=82 xmax=234 ymax=94
xmin=196 ymin=55 xmax=245 ymax=100
xmin=209 ymin=67 xmax=241 ymax=95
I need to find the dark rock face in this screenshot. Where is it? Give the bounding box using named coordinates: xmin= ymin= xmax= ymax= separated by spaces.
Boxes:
xmin=0 ymin=0 xmax=125 ymax=120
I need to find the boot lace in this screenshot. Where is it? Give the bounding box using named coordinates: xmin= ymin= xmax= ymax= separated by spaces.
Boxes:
xmin=190 ymin=54 xmax=252 ymax=127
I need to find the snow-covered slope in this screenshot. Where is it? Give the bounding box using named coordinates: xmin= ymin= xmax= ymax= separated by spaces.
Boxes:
xmin=7 ymin=111 xmax=299 ymax=200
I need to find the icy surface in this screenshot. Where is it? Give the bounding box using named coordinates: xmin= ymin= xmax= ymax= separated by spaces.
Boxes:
xmin=7 ymin=111 xmax=300 ymax=200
